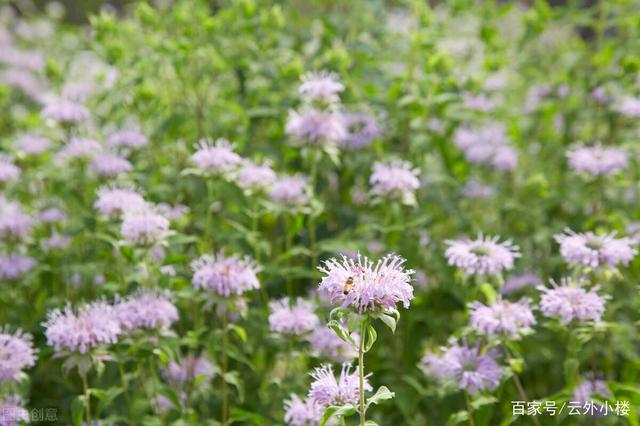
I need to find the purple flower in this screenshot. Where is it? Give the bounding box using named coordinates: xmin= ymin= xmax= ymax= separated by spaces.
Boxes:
xmin=464 ymin=93 xmax=495 ymax=112
xmin=91 ymin=153 xmax=133 ymax=177
xmin=106 ymin=129 xmax=148 ymax=149
xmin=462 ymin=180 xmax=495 ymax=199
xmin=191 ymin=252 xmax=260 ymax=297
xmin=369 ymin=160 xmax=420 ymax=204
xmin=308 ymin=364 xmax=371 ymax=407
xmin=286 ymin=110 xmax=347 ymax=146
xmin=13 ymin=135 xmax=51 ymax=155
xmin=40 ymin=233 xmax=71 ymax=251
xmin=156 ymin=203 xmax=190 ymax=220
xmin=538 ymin=279 xmax=606 ymax=324
xmin=0 ymin=329 xmax=36 ymax=383
xmin=567 ymin=144 xmax=628 ymax=177
xmin=95 ymin=185 xmax=146 ymax=219
xmin=469 ymin=298 xmax=536 ymax=338
xmin=299 ymin=71 xmax=344 ymax=104
xmin=269 ymin=174 xmax=310 ymax=207
xmin=453 ymin=123 xmax=517 ymax=171
xmin=43 ymin=301 xmax=122 ymax=354
xmin=0 ymin=254 xmax=35 ymax=280
xmin=0 ymin=198 xmax=33 ymax=241
xmin=591 ymin=87 xmax=609 ymax=105
xmin=39 ymin=208 xmax=66 ymax=224
xmin=573 ymin=378 xmax=611 ymax=416
xmin=41 ymin=99 xmax=90 ymax=124
xmin=318 ymin=253 xmax=414 ymax=313
xmin=339 ymin=112 xmax=381 ymax=149
xmin=0 ymin=156 xmax=20 ymax=183
xmin=555 ymin=229 xmax=637 ymax=269
xmin=617 ymin=97 xmax=640 ymax=117
xmin=2 ymin=67 xmax=44 ymax=99
xmin=268 ymin=298 xmax=319 ymax=335
xmin=444 ymin=235 xmax=520 ymax=276
xmin=284 ymin=394 xmax=324 ymax=426
xmin=115 ymin=289 xmax=179 ymax=331
xmin=236 ymin=160 xmax=276 ymax=192
xmin=501 ymin=273 xmax=541 ymax=295
xmin=55 ymin=138 xmax=103 ymax=163
xmin=164 ymin=355 xmax=214 ymax=387
xmin=190 ymin=138 xmax=242 ymax=176
xmin=307 ymin=326 xmax=357 ymax=362
xmin=0 ymin=396 xmax=30 ymax=426
xmin=120 ymin=205 xmax=170 ymax=245
xmin=422 ymin=343 xmax=501 ymax=394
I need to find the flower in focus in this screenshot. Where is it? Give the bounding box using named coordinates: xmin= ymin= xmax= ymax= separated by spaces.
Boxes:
xmin=43 ymin=301 xmax=122 ymax=354
xmin=41 ymin=98 xmax=90 ymax=124
xmin=268 ymin=298 xmax=319 ymax=336
xmin=0 ymin=198 xmax=33 ymax=241
xmin=164 ymin=355 xmax=215 ymax=388
xmin=567 ymin=145 xmax=628 ymax=177
xmin=115 ymin=289 xmax=179 ymax=331
xmin=318 ymin=253 xmax=414 ymax=313
xmin=269 ymin=174 xmax=310 ymax=207
xmin=308 ymin=364 xmax=371 ymax=407
xmin=299 ymin=71 xmax=344 ymax=104
xmin=421 ymin=343 xmax=501 ymax=394
xmin=107 ymin=129 xmax=148 ymax=149
xmin=236 ymin=160 xmax=276 ymax=192
xmin=95 ymin=185 xmax=146 ymax=219
xmin=338 ymin=112 xmax=381 ymax=149
xmin=285 ymin=110 xmax=347 ymax=146
xmin=120 ymin=205 xmax=170 ymax=246
xmin=0 ymin=254 xmax=36 ymax=280
xmin=191 ymin=252 xmax=260 ymax=297
xmin=469 ymin=298 xmax=536 ymax=339
xmin=444 ymin=234 xmax=520 ymax=276
xmin=0 ymin=328 xmax=36 ymax=383
xmin=190 ymin=138 xmax=242 ymax=176
xmin=0 ymin=156 xmax=20 ymax=183
xmin=91 ymin=153 xmax=133 ymax=177
xmin=369 ymin=160 xmax=420 ymax=205
xmin=284 ymin=394 xmax=324 ymax=426
xmin=554 ymin=229 xmax=637 ymax=269
xmin=538 ymin=279 xmax=606 ymax=324
xmin=307 ymin=326 xmax=357 ymax=362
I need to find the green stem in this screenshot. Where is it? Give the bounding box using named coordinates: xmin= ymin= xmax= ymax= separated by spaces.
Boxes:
xmin=81 ymin=371 xmax=91 ymax=425
xmin=464 ymin=391 xmax=475 ymax=426
xmin=221 ymin=309 xmax=229 ymax=426
xmin=119 ymin=362 xmax=134 ymax=425
xmin=358 ymin=320 xmax=366 ymax=426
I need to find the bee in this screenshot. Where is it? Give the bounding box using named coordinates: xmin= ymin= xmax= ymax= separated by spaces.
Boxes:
xmin=343 ymin=276 xmax=354 ymax=295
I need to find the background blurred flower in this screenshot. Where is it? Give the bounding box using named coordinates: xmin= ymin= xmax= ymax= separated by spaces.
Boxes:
xmin=269 ymin=298 xmax=319 ymax=335
xmin=445 ymin=235 xmax=520 ymax=276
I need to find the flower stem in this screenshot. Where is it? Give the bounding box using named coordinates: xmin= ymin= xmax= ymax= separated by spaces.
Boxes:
xmin=358 ymin=320 xmax=367 ymax=426
xmin=221 ymin=308 xmax=229 ymax=426
xmin=464 ymin=391 xmax=475 ymax=426
xmin=81 ymin=371 xmax=91 ymax=425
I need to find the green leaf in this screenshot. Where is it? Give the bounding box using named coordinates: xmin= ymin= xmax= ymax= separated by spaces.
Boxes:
xmin=327 ymin=321 xmax=357 ymax=349
xmin=320 ymin=404 xmax=356 ymax=426
xmin=71 ymin=396 xmax=84 ymax=426
xmin=229 ymin=324 xmax=248 ymax=342
xmin=364 ymin=323 xmax=377 ymax=353
xmin=366 ymin=385 xmax=395 ymax=408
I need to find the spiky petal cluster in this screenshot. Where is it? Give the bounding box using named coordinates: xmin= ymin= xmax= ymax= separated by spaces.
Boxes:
xmin=13 ymin=135 xmax=51 ymax=155
xmin=339 ymin=112 xmax=381 ymax=149
xmin=190 ymin=138 xmax=242 ymax=176
xmin=0 ymin=156 xmax=20 ymax=183
xmin=307 ymin=327 xmax=357 ymax=362
xmin=91 ymin=153 xmax=133 ymax=177
xmin=285 ymin=110 xmax=347 ymax=146
xmin=191 ymin=252 xmax=260 ymax=297
xmin=283 ymin=394 xmax=325 ymax=426
xmin=269 ymin=175 xmax=310 ymax=207
xmin=0 ymin=329 xmax=36 ymax=383
xmin=236 ymin=160 xmax=276 ymax=192
xmin=299 ymin=71 xmax=344 ymax=104
xmin=115 ymin=290 xmax=179 ymax=331
xmin=41 ymin=98 xmax=90 ymax=123
xmin=0 ymin=254 xmax=35 ymax=280
xmin=453 ymin=123 xmax=517 ymax=171
xmin=538 ymin=279 xmax=606 ymax=324
xmin=421 ymin=343 xmax=501 ymax=394
xmin=308 ymin=364 xmax=371 ymax=407
xmin=268 ymin=298 xmax=319 ymax=335
xmin=444 ymin=235 xmax=521 ymax=276
xmin=318 ymin=253 xmax=414 ymax=313
xmin=55 ymin=138 xmax=103 ymax=163
xmin=95 ymin=185 xmax=146 ymax=219
xmin=107 ymin=129 xmax=148 ymax=149
xmin=469 ymin=298 xmax=536 ymax=338
xmin=164 ymin=355 xmax=214 ymax=387
xmin=120 ymin=206 xmax=169 ymax=245
xmin=43 ymin=301 xmax=122 ymax=353
xmin=554 ymin=229 xmax=637 ymax=268
xmin=0 ymin=198 xmax=33 ymax=241
xmin=369 ymin=160 xmax=420 ymax=204
xmin=567 ymin=145 xmax=628 ymax=177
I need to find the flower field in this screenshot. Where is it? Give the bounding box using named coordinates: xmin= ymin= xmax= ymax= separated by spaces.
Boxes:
xmin=1 ymin=0 xmax=640 ymax=425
